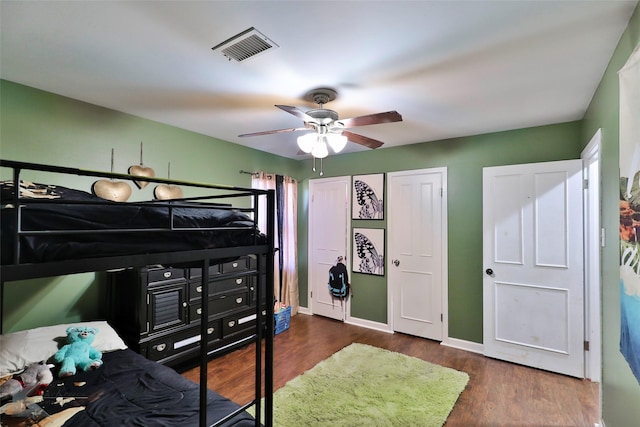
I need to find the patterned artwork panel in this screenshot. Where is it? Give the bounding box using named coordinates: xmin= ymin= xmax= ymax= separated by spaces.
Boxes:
xmin=352 ymin=228 xmax=385 ymax=276
xmin=352 ymin=174 xmax=384 ymax=220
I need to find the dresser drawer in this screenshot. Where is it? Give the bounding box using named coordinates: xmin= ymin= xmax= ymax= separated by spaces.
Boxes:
xmin=188 ymin=274 xmax=254 ymax=300
xmin=220 ymin=256 xmax=256 ymax=274
xmin=223 ymin=307 xmax=267 ymax=337
xmin=250 ymin=274 xmax=267 ymax=305
xmin=147 ymin=266 xmax=185 ymax=284
xmin=144 ymin=319 xmax=221 ymax=362
xmin=189 ymin=290 xmax=249 ymax=321
xmin=188 ymin=264 xmax=221 ymax=280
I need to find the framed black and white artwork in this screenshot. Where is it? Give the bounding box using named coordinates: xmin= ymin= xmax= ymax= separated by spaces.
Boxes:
xmin=352 ymin=174 xmax=384 ymax=220
xmin=352 ymin=228 xmax=385 ymax=276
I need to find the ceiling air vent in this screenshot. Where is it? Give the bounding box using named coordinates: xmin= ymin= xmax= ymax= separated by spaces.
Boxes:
xmin=212 ymin=27 xmax=278 ymax=62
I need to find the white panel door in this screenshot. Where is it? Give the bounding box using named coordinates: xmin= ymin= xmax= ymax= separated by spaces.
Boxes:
xmin=388 ymin=168 xmax=446 ymax=340
xmin=483 ymin=159 xmax=584 ymax=378
xmin=309 ymin=177 xmax=350 ymax=321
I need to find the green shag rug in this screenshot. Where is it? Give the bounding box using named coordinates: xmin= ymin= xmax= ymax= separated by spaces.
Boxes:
xmin=249 ymin=343 xmax=469 ymax=427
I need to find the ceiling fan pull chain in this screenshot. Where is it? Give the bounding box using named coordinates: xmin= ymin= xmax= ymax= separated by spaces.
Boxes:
xmin=312 ymin=156 xmax=316 ymax=173
xmin=110 ymin=148 xmax=115 ymax=177
xmin=320 ymin=157 xmax=324 ymax=176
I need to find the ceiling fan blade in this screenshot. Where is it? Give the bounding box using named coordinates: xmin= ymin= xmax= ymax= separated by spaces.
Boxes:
xmin=337 ymin=111 xmax=402 ymax=128
xmin=238 ymin=127 xmax=306 ymax=137
xmin=342 ymin=130 xmax=384 ymax=149
xmin=275 ymin=105 xmax=315 ymax=122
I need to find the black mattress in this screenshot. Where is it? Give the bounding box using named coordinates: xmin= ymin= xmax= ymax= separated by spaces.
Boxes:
xmin=36 ymin=348 xmax=256 ymax=427
xmin=1 ymin=181 xmax=265 ymax=264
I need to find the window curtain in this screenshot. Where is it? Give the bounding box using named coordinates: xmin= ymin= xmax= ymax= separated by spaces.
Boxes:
xmin=252 ymin=172 xmax=299 ymax=315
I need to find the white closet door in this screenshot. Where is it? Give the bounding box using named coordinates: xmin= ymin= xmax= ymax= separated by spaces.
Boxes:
xmin=388 ymin=168 xmax=447 ymax=340
xmin=309 ymin=177 xmax=350 ymax=321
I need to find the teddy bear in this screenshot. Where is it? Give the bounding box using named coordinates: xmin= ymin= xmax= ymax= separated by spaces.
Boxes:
xmin=0 ymin=361 xmax=53 ymax=401
xmin=54 ymin=326 xmax=103 ymax=378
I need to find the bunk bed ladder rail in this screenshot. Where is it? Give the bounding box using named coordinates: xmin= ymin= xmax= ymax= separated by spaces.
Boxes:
xmin=197 ymin=188 xmax=275 ymax=427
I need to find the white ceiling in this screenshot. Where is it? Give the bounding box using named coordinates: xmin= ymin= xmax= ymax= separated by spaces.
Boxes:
xmin=1 ymin=1 xmax=637 ymax=159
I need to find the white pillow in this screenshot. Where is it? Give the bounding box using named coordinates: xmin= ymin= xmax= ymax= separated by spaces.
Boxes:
xmin=0 ymin=320 xmax=128 ymax=375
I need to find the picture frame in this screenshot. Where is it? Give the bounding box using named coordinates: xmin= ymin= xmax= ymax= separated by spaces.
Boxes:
xmin=352 ymin=228 xmax=385 ymax=276
xmin=352 ymin=173 xmax=384 ymax=220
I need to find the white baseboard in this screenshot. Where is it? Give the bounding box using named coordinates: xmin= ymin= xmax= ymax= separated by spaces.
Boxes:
xmin=296 ymin=306 xmax=312 ymax=315
xmin=345 ymin=317 xmax=393 ymax=334
xmin=441 ymin=337 xmax=484 ymax=354
xmin=297 ymin=307 xmax=391 ymax=333
xmin=298 ymin=310 xmax=483 ymax=355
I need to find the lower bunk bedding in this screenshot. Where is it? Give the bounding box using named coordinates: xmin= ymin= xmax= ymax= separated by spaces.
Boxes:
xmin=0 ymin=322 xmax=256 ymax=427
xmin=43 ymin=349 xmax=254 ymax=427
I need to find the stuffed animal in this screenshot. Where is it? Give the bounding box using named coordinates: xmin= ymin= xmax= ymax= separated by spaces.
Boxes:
xmin=54 ymin=326 xmax=103 ymax=378
xmin=0 ymin=361 xmax=53 ymax=400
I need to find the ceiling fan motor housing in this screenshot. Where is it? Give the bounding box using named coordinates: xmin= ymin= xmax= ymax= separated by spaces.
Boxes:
xmin=304 ymin=87 xmax=338 ymax=105
xmin=306 ymin=109 xmax=339 ymax=129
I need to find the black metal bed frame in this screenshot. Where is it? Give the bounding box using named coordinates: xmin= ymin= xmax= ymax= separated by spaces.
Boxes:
xmin=0 ymin=159 xmax=275 ymax=427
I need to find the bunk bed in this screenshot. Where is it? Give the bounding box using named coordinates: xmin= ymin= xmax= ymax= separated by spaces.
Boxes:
xmin=0 ymin=159 xmax=275 ymax=427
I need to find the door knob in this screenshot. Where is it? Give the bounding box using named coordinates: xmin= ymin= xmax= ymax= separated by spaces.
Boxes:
xmin=393 ymin=259 xmax=400 ymax=267
xmin=485 ymin=268 xmax=494 ymax=276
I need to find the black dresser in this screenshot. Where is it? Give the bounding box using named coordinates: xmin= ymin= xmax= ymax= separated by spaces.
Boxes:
xmin=106 ymin=255 xmax=266 ymax=368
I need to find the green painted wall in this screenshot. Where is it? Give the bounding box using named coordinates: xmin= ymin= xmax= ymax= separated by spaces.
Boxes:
xmin=0 ymin=79 xmax=298 ymax=332
xmin=1 ymin=79 xmax=583 ymax=341
xmin=295 ymin=121 xmax=583 ymax=342
xmin=581 ymin=4 xmax=640 ymax=427
xmin=2 ymin=6 xmax=639 ymax=422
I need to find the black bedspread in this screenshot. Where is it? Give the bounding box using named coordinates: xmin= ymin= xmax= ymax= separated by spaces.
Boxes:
xmin=1 ymin=182 xmax=265 ymax=264
xmin=39 ymin=349 xmax=256 ymax=427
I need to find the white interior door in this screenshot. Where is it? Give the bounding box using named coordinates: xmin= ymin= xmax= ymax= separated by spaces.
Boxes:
xmin=309 ymin=177 xmax=350 ymax=321
xmin=388 ymin=168 xmax=446 ymax=340
xmin=582 ymin=129 xmax=602 ymax=382
xmin=483 ymin=159 xmax=584 ymax=378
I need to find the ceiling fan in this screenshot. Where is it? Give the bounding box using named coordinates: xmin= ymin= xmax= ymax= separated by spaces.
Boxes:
xmin=238 ymin=88 xmax=402 ymax=158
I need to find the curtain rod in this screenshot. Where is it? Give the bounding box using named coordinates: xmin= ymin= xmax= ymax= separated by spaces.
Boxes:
xmin=239 ymin=170 xmax=258 ymax=176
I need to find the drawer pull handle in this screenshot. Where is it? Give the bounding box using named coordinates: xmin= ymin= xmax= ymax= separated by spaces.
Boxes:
xmin=228 ymin=320 xmax=236 ymax=327
xmin=207 ymin=327 xmax=215 ymax=335
xmin=163 ymin=272 xmax=171 ymax=279
xmin=196 ymin=286 xmax=202 ymax=293
xmin=236 ymin=297 xmax=243 ymax=304
xmin=232 ymin=262 xmax=239 ymax=268
xmin=236 ymin=278 xmax=243 ymax=285
xmin=155 ymin=343 xmax=166 ymax=352
xmin=197 ymin=308 xmax=202 ymax=315
xmin=182 ymin=302 xmax=187 ymax=307
xmin=262 ymin=310 xmax=267 ymax=316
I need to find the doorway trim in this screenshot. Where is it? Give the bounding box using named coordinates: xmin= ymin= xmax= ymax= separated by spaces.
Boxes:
xmin=582 ymin=129 xmax=602 ymax=383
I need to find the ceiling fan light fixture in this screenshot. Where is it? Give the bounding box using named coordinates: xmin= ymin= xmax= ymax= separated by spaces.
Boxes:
xmin=326 ymin=133 xmax=348 ymax=153
xmin=297 ymin=133 xmax=316 ymax=153
xmin=311 ymin=140 xmax=329 ymax=159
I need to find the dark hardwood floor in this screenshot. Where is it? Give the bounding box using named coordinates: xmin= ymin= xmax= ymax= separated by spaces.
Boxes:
xmin=182 ymin=313 xmax=599 ymax=427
